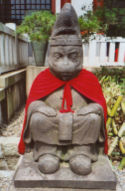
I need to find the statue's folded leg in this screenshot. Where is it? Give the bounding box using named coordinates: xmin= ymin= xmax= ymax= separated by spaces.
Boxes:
xmin=23 ymin=101 xmax=61 ymax=174
xmin=69 ymin=106 xmax=104 ymax=175
xmin=27 ymin=112 xmax=60 ymax=174
xmin=72 ymin=112 xmax=103 ymax=146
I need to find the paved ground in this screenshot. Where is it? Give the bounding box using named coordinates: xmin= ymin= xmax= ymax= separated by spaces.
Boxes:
xmin=0 ymin=107 xmax=125 ymax=191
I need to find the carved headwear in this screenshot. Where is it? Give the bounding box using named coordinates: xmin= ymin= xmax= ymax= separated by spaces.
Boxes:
xmin=50 ymin=3 xmax=82 ymax=46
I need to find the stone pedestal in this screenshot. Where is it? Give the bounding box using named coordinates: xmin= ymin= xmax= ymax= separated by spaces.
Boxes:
xmin=12 ymin=153 xmax=116 ymax=190
xmin=9 ymin=186 xmax=116 ymax=191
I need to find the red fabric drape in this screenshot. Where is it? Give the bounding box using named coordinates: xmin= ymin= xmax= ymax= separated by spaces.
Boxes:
xmin=61 ymin=0 xmax=71 ymax=8
xmin=18 ymin=68 xmax=108 ymax=155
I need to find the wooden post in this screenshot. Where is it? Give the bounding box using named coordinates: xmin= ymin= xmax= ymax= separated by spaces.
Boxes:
xmin=8 ymin=37 xmax=13 ymax=66
xmin=51 ymin=0 xmax=56 ymax=13
xmin=109 ymin=42 xmax=115 ymax=65
xmin=100 ymin=40 xmax=107 ymax=65
xmin=118 ymin=41 xmax=125 ymax=63
xmin=0 ymin=34 xmax=5 ymax=66
xmin=88 ymin=37 xmax=96 ymax=66
xmin=4 ymin=35 xmax=9 ymax=66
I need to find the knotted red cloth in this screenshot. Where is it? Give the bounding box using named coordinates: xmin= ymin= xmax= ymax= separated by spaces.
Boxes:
xmin=18 ymin=68 xmax=108 ymax=155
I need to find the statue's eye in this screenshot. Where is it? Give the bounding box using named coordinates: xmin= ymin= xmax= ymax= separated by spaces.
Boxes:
xmin=54 ymin=53 xmax=62 ymax=60
xmin=68 ymin=52 xmax=78 ymax=60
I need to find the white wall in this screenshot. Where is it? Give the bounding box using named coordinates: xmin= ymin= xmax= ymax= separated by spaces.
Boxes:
xmin=71 ymin=0 xmax=93 ymax=16
xmin=56 ymin=0 xmax=61 ymax=14
xmin=56 ymin=0 xmax=93 ymax=16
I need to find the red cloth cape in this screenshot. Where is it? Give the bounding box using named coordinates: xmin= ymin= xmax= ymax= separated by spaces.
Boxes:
xmin=18 ymin=68 xmax=108 ymax=154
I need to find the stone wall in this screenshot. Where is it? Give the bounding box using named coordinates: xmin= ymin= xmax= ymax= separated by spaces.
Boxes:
xmin=26 ymin=66 xmax=47 ymax=96
xmin=0 ymin=69 xmax=26 ymax=124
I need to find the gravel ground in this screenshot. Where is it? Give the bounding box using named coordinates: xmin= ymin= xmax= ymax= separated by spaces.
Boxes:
xmin=0 ymin=107 xmax=125 ymax=191
xmin=0 ymin=107 xmax=24 ymax=191
xmin=1 ymin=107 xmax=24 ymax=138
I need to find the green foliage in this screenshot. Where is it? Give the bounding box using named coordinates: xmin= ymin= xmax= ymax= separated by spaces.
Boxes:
xmin=96 ymin=67 xmax=125 ymax=167
xmin=78 ymin=10 xmax=102 ymax=41
xmin=16 ymin=11 xmax=56 ymax=41
xmin=78 ymin=11 xmax=101 ymax=37
xmin=95 ymin=6 xmax=125 ymax=37
xmin=95 ymin=67 xmax=125 ymax=96
xmin=79 ymin=0 xmax=125 ymax=39
xmin=95 ymin=7 xmax=118 ymax=29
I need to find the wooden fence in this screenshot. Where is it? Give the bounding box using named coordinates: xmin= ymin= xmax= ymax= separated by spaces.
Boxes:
xmin=83 ymin=35 xmax=125 ymax=67
xmin=0 ymin=24 xmax=124 ymax=71
xmin=0 ymin=23 xmax=29 ymax=74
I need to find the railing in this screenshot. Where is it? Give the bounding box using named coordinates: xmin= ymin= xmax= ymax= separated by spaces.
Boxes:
xmin=0 ymin=23 xmax=29 ymax=74
xmin=83 ymin=35 xmax=125 ymax=67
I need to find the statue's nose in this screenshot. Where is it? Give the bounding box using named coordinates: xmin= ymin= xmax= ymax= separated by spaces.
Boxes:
xmin=63 ymin=56 xmax=70 ymax=66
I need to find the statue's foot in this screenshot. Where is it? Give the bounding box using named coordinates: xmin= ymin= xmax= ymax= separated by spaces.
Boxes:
xmin=38 ymin=154 xmax=60 ymax=174
xmin=69 ymin=154 xmax=92 ymax=175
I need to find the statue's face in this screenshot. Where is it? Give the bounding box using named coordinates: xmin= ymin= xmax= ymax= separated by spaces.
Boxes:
xmin=48 ymin=45 xmax=83 ymax=81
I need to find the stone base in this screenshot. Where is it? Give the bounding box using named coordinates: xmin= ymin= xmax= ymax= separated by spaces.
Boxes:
xmin=9 ymin=185 xmax=116 ymax=191
xmin=13 ymin=153 xmax=116 ymax=190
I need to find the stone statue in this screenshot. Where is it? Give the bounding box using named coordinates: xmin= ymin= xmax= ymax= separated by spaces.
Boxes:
xmin=18 ymin=3 xmax=107 ymax=176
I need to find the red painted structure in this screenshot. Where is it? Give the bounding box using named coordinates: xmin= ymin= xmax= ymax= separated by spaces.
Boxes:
xmin=51 ymin=0 xmax=56 ymax=13
xmin=61 ymin=0 xmax=71 ymax=8
xmin=52 ymin=0 xmax=104 ymax=14
xmin=93 ymin=0 xmax=104 ymax=9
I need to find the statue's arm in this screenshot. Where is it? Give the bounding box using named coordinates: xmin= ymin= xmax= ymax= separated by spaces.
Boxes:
xmin=27 ymin=100 xmax=57 ymax=117
xmin=77 ymin=103 xmax=103 ymax=116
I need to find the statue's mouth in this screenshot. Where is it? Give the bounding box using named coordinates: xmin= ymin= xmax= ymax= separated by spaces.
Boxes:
xmin=61 ymin=72 xmax=73 ymax=78
xmin=60 ymin=72 xmax=75 ymax=81
xmin=61 ymin=72 xmax=72 ymax=77
xmin=50 ymin=68 xmax=79 ymax=81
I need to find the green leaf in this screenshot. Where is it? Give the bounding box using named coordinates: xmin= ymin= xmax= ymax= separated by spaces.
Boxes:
xmin=16 ymin=11 xmax=56 ymax=42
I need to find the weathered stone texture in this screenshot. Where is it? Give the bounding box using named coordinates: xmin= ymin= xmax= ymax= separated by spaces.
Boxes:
xmin=9 ymin=185 xmax=116 ymax=191
xmin=0 ymin=137 xmax=20 ymax=157
xmin=14 ymin=154 xmax=116 ymax=190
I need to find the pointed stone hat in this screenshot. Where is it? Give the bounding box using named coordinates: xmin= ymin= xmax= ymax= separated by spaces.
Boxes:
xmin=50 ymin=3 xmax=82 ymax=46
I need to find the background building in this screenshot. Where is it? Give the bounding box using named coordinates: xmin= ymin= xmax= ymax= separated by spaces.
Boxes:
xmin=0 ymin=0 xmax=125 ymax=25
xmin=0 ymin=0 xmax=54 ymax=24
xmin=0 ymin=0 xmax=94 ymax=25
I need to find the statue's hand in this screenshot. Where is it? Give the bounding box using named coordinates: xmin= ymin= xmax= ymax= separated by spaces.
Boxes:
xmin=28 ymin=100 xmax=57 ymax=117
xmin=77 ymin=103 xmax=103 ymax=116
xmin=37 ymin=105 xmax=57 ymax=117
